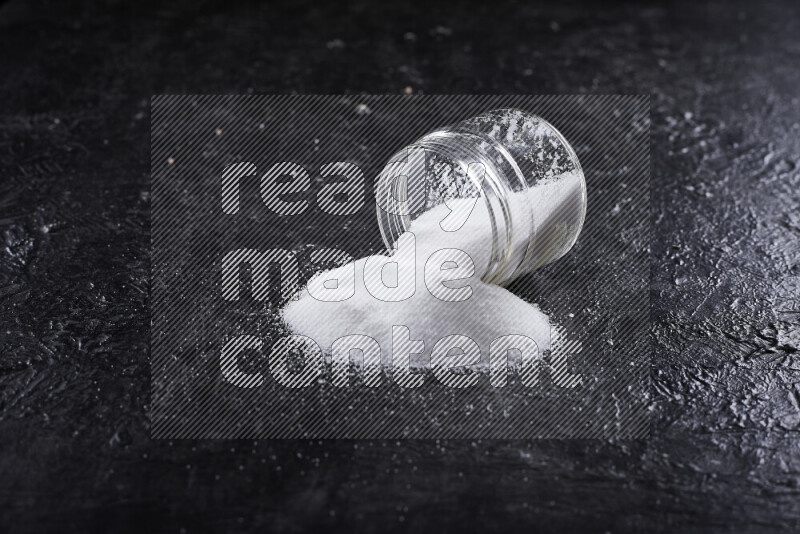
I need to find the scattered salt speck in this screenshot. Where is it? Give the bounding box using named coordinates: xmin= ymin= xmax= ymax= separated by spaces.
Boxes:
xmin=326 ymin=38 xmax=345 ymax=49
xmin=167 ymin=157 xmax=175 ymax=165
xmin=684 ymin=111 xmax=693 ymax=120
xmin=611 ymin=203 xmax=621 ymax=215
xmin=432 ymin=25 xmax=452 ymax=37
xmin=215 ymin=128 xmax=222 ymax=136
xmin=355 ymin=103 xmax=371 ymax=115
xmin=404 ymin=86 xmax=413 ymax=95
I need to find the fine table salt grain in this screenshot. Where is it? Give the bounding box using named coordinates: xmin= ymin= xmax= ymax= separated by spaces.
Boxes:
xmin=280 ymin=173 xmax=580 ymax=369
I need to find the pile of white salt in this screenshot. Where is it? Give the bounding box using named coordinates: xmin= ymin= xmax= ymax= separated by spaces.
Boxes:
xmin=280 ymin=172 xmax=581 ymax=371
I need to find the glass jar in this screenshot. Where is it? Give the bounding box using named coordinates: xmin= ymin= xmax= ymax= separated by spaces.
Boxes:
xmin=375 ymin=108 xmax=587 ymax=285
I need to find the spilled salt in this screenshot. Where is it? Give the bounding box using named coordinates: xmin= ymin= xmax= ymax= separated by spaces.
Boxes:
xmin=280 ymin=172 xmax=581 ymax=369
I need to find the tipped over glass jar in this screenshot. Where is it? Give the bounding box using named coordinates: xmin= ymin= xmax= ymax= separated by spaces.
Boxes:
xmin=375 ymin=108 xmax=587 ymax=286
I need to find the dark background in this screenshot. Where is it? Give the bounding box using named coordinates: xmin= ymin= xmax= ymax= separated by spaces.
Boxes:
xmin=1 ymin=0 xmax=799 ymax=532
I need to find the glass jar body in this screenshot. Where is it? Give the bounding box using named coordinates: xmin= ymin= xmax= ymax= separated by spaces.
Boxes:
xmin=375 ymin=109 xmax=586 ymax=285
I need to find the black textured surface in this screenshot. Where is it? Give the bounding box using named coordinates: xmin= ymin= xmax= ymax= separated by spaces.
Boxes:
xmin=1 ymin=0 xmax=799 ymax=532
